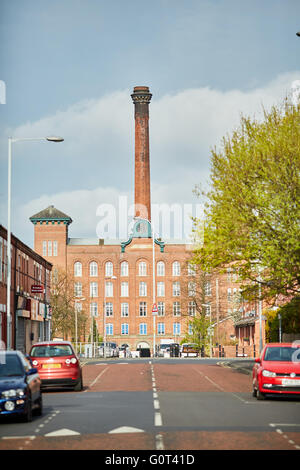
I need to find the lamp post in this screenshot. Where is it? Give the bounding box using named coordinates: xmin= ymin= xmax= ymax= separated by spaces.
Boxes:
xmin=6 ymin=136 xmax=64 ymax=350
xmin=134 ymin=217 xmax=156 ymax=358
xmin=103 ymin=275 xmax=117 ymax=358
xmin=202 ymin=303 xmax=212 ymax=358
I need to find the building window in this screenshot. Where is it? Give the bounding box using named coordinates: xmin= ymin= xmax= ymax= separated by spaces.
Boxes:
xmin=188 ymin=301 xmax=196 ymax=316
xmin=172 ymin=261 xmax=180 ymax=276
xmin=188 ymin=281 xmax=196 ymax=297
xmin=74 ymin=282 xmax=82 ymax=297
xmin=139 ymin=302 xmax=147 ymax=316
xmin=139 ymin=281 xmax=147 ymax=297
xmin=173 ymin=322 xmax=181 ymax=336
xmin=121 ymin=282 xmax=129 ymax=297
xmin=188 ymin=263 xmax=196 ymax=276
xmin=90 ymin=302 xmax=98 ymax=317
xmin=121 ymin=261 xmax=128 ymax=277
xmin=157 ymin=323 xmax=165 ymax=335
xmin=157 ymin=282 xmax=165 ymax=297
xmin=188 ymin=323 xmax=193 ymax=335
xmin=121 ymin=303 xmax=129 ymax=317
xmin=158 ymin=302 xmax=165 ymax=316
xmin=74 ymin=262 xmax=82 ymax=277
xmin=90 ymin=282 xmax=98 ymax=298
xmin=157 ymin=261 xmax=165 ymax=276
xmin=173 ymin=302 xmax=181 ymax=316
xmin=139 ymin=323 xmax=147 ymax=335
xmin=121 ymin=323 xmax=129 ymax=335
xmin=204 ymin=303 xmax=211 ymax=317
xmin=227 ymin=288 xmax=232 ymax=302
xmin=173 ymin=281 xmax=180 ymax=297
xmin=204 ymin=281 xmax=211 ymax=296
xmin=48 ymin=241 xmax=52 ymax=257
xmin=106 ymin=323 xmax=113 ymax=336
xmin=42 ymin=241 xmax=47 ymax=257
xmin=139 ymin=261 xmax=147 ymax=276
xmin=105 ymin=302 xmax=113 ymax=317
xmin=53 ymin=241 xmax=58 ymax=257
xmin=105 ymin=281 xmax=113 ymax=297
xmin=89 ymin=261 xmax=98 ymax=277
xmin=105 ymin=261 xmax=113 ymax=277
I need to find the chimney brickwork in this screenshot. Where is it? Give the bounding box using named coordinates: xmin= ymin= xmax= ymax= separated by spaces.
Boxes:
xmin=131 ymin=86 xmax=152 ymax=221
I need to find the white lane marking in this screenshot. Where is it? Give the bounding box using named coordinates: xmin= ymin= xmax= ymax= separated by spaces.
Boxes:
xmin=85 ymin=366 xmax=109 ymax=391
xmin=109 ymin=426 xmax=144 ymax=434
xmin=45 ymin=428 xmax=80 ymax=437
xmin=156 ymin=433 xmax=164 ymax=450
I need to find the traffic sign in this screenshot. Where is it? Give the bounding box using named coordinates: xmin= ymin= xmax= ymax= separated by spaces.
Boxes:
xmin=152 ymin=303 xmax=158 ymax=315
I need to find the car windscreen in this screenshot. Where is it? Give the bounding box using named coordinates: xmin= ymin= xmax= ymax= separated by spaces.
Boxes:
xmin=264 ymin=346 xmax=300 ymax=362
xmin=0 ymin=354 xmax=24 ymax=377
xmin=30 ymin=344 xmax=74 ymax=357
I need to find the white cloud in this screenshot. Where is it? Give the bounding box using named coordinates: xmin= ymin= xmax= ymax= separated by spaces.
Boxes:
xmin=2 ymin=70 xmax=299 ymax=246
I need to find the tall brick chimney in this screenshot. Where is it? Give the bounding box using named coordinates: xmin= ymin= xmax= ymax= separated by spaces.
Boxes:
xmin=131 ymin=86 xmax=152 ymax=221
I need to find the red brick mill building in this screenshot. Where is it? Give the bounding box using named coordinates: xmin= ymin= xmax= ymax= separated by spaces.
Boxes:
xmin=29 ymin=86 xmax=265 ymax=356
xmin=0 ymin=225 xmax=52 ymax=353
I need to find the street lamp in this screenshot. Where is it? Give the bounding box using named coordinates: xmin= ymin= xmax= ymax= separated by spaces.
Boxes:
xmin=6 ymin=136 xmax=64 ymax=350
xmin=134 ymin=216 xmax=156 ymax=358
xmin=296 ymin=32 xmax=300 ymax=37
xmin=103 ymin=275 xmax=117 ymax=358
xmin=202 ymin=303 xmax=212 ymax=358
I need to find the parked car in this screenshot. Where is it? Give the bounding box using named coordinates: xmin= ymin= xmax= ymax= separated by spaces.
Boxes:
xmin=98 ymin=342 xmax=119 ymax=358
xmin=158 ymin=344 xmax=171 ymax=357
xmin=180 ymin=343 xmax=200 ymax=358
xmin=0 ymin=350 xmax=42 ymax=421
xmin=252 ymin=342 xmax=300 ymax=400
xmin=29 ymin=341 xmax=83 ymax=391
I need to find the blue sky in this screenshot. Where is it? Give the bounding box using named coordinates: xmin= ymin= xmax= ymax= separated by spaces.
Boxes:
xmin=0 ymin=0 xmax=300 ymax=246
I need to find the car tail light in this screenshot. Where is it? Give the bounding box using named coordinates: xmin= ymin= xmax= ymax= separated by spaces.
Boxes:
xmin=32 ymin=360 xmax=39 ymax=366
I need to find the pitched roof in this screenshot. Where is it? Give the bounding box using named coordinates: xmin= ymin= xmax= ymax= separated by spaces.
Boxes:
xmin=30 ymin=205 xmax=72 ymax=224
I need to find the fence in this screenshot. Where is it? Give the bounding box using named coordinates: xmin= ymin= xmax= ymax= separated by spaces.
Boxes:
xmin=212 ymin=344 xmax=258 ymax=358
xmin=73 ymin=342 xmax=119 ymax=359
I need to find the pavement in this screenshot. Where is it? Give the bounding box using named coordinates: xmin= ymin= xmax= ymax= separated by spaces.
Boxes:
xmin=218 ymin=359 xmax=255 ymax=375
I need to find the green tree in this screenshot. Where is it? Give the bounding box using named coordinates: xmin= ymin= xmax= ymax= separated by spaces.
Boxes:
xmin=192 ymin=100 xmax=300 ymax=302
xmin=50 ymin=267 xmax=87 ymax=341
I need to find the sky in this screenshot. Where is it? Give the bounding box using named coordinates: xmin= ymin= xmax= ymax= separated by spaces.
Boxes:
xmin=0 ymin=0 xmax=299 ymax=247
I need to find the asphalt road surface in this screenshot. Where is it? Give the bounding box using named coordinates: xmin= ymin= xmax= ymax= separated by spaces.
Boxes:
xmin=1 ymin=358 xmax=300 ymax=453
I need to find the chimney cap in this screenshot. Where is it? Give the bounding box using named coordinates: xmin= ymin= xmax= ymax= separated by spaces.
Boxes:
xmin=133 ymin=86 xmax=150 ymax=93
xmin=131 ymin=86 xmax=152 ymax=104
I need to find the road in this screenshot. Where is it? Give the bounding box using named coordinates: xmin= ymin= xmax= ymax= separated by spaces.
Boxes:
xmin=0 ymin=358 xmax=300 ymax=453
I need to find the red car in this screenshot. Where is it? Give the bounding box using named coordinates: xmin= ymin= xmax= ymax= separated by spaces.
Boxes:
xmin=29 ymin=341 xmax=83 ymax=391
xmin=253 ymin=342 xmax=300 ymax=400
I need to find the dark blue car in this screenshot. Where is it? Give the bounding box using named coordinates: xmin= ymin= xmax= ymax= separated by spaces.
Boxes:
xmin=0 ymin=350 xmax=42 ymax=422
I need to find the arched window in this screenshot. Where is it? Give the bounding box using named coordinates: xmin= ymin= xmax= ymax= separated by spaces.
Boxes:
xmin=105 ymin=261 xmax=113 ymax=277
xmin=74 ymin=261 xmax=82 ymax=277
xmin=172 ymin=261 xmax=180 ymax=276
xmin=139 ymin=261 xmax=147 ymax=276
xmin=157 ymin=261 xmax=165 ymax=276
xmin=89 ymin=261 xmax=98 ymax=277
xmin=121 ymin=261 xmax=129 ymax=277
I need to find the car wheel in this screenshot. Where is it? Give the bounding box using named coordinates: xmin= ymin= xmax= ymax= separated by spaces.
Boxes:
xmin=256 ymin=388 xmax=265 ymax=400
xmin=23 ymin=395 xmax=33 ymax=422
xmin=74 ymin=376 xmax=83 ymax=391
